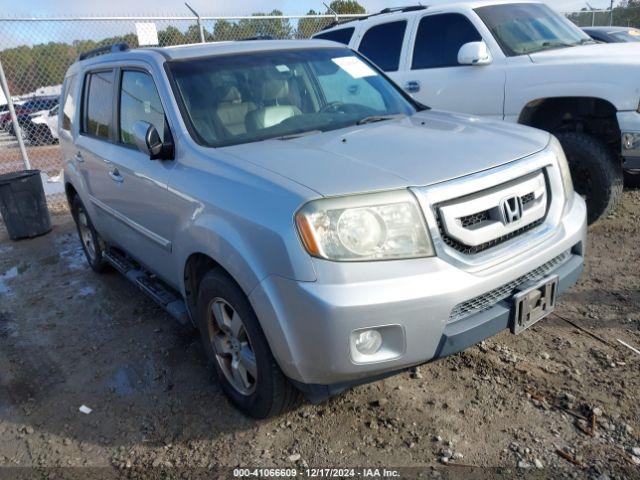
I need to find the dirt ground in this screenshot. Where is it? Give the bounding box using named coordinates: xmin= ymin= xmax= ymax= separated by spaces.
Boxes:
xmin=0 ymin=188 xmax=639 ymax=479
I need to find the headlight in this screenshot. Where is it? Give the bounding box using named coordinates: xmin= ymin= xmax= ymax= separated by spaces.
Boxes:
xmin=295 ymin=190 xmax=434 ymax=261
xmin=549 ymin=135 xmax=574 ymax=200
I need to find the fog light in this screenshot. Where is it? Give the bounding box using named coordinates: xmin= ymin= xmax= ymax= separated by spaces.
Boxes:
xmin=622 ymin=133 xmax=634 ymax=150
xmin=354 ymin=329 xmax=383 ymax=355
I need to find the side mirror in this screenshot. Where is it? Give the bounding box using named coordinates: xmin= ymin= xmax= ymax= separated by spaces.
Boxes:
xmin=132 ymin=121 xmax=172 ymax=160
xmin=457 ymin=41 xmax=492 ymax=66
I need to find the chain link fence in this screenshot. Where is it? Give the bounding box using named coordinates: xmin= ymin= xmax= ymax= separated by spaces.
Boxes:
xmin=1 ymin=8 xmax=639 ymax=214
xmin=0 ymin=13 xmax=364 ymax=213
xmin=564 ymin=7 xmax=640 ymax=27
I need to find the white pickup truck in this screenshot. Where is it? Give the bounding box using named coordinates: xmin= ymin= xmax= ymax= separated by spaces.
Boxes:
xmin=315 ymin=1 xmax=640 ymax=223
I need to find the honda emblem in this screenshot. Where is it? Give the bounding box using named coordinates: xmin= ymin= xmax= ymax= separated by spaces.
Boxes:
xmin=500 ymin=196 xmax=523 ymax=224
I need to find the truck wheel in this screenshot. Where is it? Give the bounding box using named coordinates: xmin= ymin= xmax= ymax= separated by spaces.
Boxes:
xmin=196 ymin=269 xmax=301 ymax=418
xmin=555 ymin=132 xmax=623 ymax=224
xmin=71 ymin=196 xmax=107 ymax=273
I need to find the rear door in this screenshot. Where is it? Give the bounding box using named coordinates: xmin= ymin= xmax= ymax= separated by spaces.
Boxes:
xmin=75 ymin=69 xmax=120 ymax=237
xmin=354 ymin=16 xmax=412 ymax=77
xmin=396 ymin=12 xmax=506 ymax=119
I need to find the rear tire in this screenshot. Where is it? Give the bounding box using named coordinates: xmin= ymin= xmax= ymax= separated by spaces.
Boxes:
xmin=196 ymin=268 xmax=301 ymax=418
xmin=555 ymin=132 xmax=623 ymax=224
xmin=71 ymin=195 xmax=107 ymax=273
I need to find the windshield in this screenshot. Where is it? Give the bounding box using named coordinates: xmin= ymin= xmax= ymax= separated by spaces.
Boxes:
xmin=612 ymin=29 xmax=640 ymax=42
xmin=475 ymin=3 xmax=594 ymax=56
xmin=168 ymin=47 xmax=417 ymax=148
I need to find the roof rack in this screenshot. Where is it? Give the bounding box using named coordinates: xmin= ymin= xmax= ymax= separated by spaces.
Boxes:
xmin=78 ymin=42 xmax=130 ymax=61
xmin=239 ymin=35 xmax=275 ymax=41
xmin=319 ymin=5 xmax=427 ymax=32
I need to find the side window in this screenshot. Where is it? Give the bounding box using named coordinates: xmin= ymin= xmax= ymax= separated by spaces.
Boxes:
xmin=358 ymin=21 xmax=407 ymax=72
xmin=412 ymin=14 xmax=482 ymax=69
xmin=315 ymin=63 xmax=386 ymax=112
xmin=314 ymin=27 xmax=355 ymax=45
xmin=61 ymin=74 xmax=77 ymax=131
xmin=82 ymin=70 xmax=114 ymax=139
xmin=119 ymin=70 xmax=166 ymax=146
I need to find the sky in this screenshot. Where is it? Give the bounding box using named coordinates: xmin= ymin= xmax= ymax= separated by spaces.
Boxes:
xmin=0 ymin=0 xmax=619 ymax=16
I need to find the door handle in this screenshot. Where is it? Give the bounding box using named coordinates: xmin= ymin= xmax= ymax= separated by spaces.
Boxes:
xmin=74 ymin=152 xmax=84 ymax=163
xmin=404 ymin=80 xmax=421 ymax=93
xmin=109 ymin=169 xmax=124 ymax=183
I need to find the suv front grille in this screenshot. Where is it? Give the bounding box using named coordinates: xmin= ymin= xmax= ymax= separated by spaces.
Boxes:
xmin=448 ymin=250 xmax=571 ymax=323
xmin=435 ymin=171 xmax=548 ymax=255
xmin=436 ymin=217 xmax=545 ymax=255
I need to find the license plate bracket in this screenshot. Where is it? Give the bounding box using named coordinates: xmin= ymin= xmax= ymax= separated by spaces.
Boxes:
xmin=511 ymin=275 xmax=559 ymax=334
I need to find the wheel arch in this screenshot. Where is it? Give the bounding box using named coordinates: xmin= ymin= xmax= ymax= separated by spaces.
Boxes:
xmin=518 ymin=96 xmax=621 ymax=157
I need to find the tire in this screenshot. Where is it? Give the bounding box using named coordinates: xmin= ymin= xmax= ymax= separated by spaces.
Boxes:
xmin=555 ymin=132 xmax=623 ymax=224
xmin=196 ymin=269 xmax=301 ymax=418
xmin=71 ymin=195 xmax=107 ymax=273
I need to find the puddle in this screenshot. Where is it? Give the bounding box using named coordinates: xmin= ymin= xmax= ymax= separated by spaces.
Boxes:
xmin=78 ymin=286 xmax=95 ymax=297
xmin=54 ymin=234 xmax=86 ymax=270
xmin=0 ymin=266 xmax=18 ymax=295
xmin=105 ymin=360 xmax=157 ymax=397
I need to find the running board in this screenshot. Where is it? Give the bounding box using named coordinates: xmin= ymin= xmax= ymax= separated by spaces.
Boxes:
xmin=103 ymin=249 xmax=190 ymax=325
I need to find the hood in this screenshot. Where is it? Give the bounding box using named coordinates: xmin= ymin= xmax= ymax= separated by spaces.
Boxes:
xmin=529 ymin=42 xmax=640 ymax=65
xmin=222 ymin=111 xmax=549 ymax=197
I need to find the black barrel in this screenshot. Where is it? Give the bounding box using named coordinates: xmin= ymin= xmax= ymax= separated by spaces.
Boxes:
xmin=0 ymin=170 xmax=52 ymax=240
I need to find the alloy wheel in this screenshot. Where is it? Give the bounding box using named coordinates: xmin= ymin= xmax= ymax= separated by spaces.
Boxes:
xmin=208 ymin=297 xmax=258 ymax=395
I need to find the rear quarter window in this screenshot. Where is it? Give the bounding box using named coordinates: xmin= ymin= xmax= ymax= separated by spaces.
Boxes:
xmin=61 ymin=75 xmax=78 ymax=131
xmin=314 ymin=27 xmax=355 ymax=45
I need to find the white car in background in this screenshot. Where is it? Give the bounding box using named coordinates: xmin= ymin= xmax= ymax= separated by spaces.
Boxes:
xmin=315 ymin=1 xmax=640 ymax=223
xmin=28 ymin=105 xmax=59 ymax=145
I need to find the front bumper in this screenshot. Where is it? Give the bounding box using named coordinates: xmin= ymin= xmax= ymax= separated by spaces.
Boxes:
xmin=249 ymin=194 xmax=586 ymax=399
xmin=618 ymin=111 xmax=640 ymax=171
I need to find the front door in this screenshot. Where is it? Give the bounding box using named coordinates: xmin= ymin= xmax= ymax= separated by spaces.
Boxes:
xmin=392 ymin=12 xmax=506 ymax=119
xmin=102 ymin=68 xmax=176 ymax=282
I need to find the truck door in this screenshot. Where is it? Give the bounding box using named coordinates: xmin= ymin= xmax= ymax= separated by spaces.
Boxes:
xmin=394 ymin=12 xmax=506 ymax=120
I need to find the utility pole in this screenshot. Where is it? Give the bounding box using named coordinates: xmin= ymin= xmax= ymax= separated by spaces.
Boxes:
xmin=610 ymin=0 xmax=614 ymax=26
xmin=185 ymin=2 xmax=205 ymax=43
xmin=0 ymin=58 xmax=30 ymax=170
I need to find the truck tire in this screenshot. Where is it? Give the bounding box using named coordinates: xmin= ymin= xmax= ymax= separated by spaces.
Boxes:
xmin=196 ymin=269 xmax=301 ymax=418
xmin=71 ymin=195 xmax=107 ymax=273
xmin=555 ymin=132 xmax=623 ymax=224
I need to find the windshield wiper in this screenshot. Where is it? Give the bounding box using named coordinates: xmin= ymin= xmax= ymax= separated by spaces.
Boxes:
xmin=274 ymin=130 xmax=323 ymax=141
xmin=356 ymin=114 xmax=405 ymax=126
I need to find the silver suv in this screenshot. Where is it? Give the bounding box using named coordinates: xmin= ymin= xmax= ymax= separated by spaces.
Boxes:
xmin=60 ymin=39 xmax=586 ymax=418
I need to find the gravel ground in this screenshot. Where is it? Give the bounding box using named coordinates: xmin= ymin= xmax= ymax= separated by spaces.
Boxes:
xmin=0 ymin=188 xmax=639 ymax=479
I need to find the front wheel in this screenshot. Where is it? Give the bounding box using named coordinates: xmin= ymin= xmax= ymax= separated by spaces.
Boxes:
xmin=196 ymin=269 xmax=300 ymax=418
xmin=555 ymin=132 xmax=623 ymax=224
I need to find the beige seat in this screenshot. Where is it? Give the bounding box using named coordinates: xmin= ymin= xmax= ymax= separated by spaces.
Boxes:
xmin=214 ymin=85 xmax=256 ymax=136
xmin=245 ymin=78 xmax=301 ymax=133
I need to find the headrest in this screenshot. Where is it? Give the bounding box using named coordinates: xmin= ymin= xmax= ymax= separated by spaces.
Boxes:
xmin=215 ymin=85 xmax=242 ymax=104
xmin=260 ymin=78 xmax=289 ymax=102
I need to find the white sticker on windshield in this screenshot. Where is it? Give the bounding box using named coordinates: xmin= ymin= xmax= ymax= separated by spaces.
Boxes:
xmin=275 ymin=64 xmax=290 ymax=72
xmin=332 ymin=57 xmax=377 ymax=79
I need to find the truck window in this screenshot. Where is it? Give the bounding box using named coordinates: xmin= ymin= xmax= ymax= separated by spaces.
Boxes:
xmin=119 ymin=70 xmax=166 ymax=145
xmin=314 ymin=27 xmax=355 ymax=45
xmin=61 ymin=75 xmax=77 ymax=131
xmin=412 ymin=14 xmax=482 ymax=69
xmin=82 ymin=70 xmax=114 ymax=140
xmin=358 ymin=21 xmax=407 ymax=72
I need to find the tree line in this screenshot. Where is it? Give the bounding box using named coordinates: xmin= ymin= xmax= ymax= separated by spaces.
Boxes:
xmin=0 ymin=0 xmax=365 ymax=96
